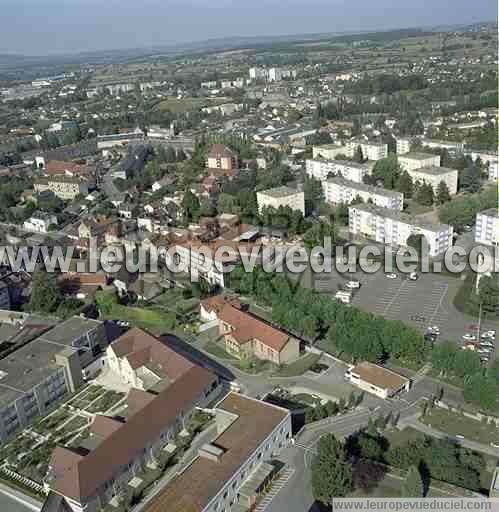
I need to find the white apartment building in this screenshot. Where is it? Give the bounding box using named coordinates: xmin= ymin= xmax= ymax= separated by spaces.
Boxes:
xmin=348 ymin=203 xmax=453 ymax=257
xmin=396 ymin=137 xmax=412 ymax=155
xmin=475 ymin=209 xmax=498 ymax=247
xmin=408 ymin=166 xmax=459 ymax=195
xmin=268 ymin=67 xmax=292 ymax=82
xmin=323 ymin=177 xmax=404 ymax=210
xmin=23 ymin=211 xmax=58 ymax=233
xmin=467 ymin=151 xmax=499 ymax=182
xmin=420 ymin=138 xmax=464 ymax=153
xmin=312 ymin=143 xmax=346 ymax=160
xmin=398 ymin=152 xmax=441 ymax=173
xmin=345 ymin=140 xmax=388 ymax=161
xmin=257 ymin=186 xmax=305 ymax=215
xmin=249 ymin=67 xmax=267 ymax=80
xmin=306 ymin=158 xmax=374 ymax=184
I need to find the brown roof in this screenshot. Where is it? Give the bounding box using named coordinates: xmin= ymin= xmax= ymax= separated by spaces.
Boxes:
xmin=44 ymin=160 xmax=90 ymax=177
xmin=50 ymin=329 xmax=217 ymax=504
xmin=202 ymin=297 xmax=289 ymax=353
xmin=89 ymin=416 xmax=123 ymax=439
xmin=207 ymin=144 xmax=235 ymax=159
xmin=109 ymin=328 xmax=193 ymax=380
xmin=351 ymin=362 xmax=409 ymax=392
xmin=144 ymin=393 xmax=289 ymax=512
xmin=126 ymin=388 xmax=156 ymax=417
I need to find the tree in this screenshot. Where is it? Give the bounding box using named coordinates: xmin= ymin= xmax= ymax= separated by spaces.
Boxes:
xmin=478 ymin=275 xmax=499 ymax=315
xmin=415 ymin=182 xmax=434 ymax=206
xmin=311 ymin=434 xmax=353 ymax=504
xmin=303 ymin=221 xmax=337 ymax=252
xmin=407 ymin=233 xmax=429 ymax=258
xmin=397 ymin=171 xmax=413 ymax=198
xmin=436 ymin=181 xmax=451 ymax=205
xmin=460 ymin=165 xmax=481 ymax=193
xmin=463 ymin=373 xmax=498 ymax=411
xmin=353 ymin=145 xmax=364 ymax=163
xmin=303 ymin=176 xmax=323 ymax=214
xmin=29 ymin=272 xmax=62 ymax=314
xmin=96 ymin=292 xmax=116 ymax=316
xmin=372 ymin=154 xmax=400 ymax=189
xmin=402 ymin=465 xmax=424 ymax=497
xmin=181 ymin=189 xmax=200 ymax=221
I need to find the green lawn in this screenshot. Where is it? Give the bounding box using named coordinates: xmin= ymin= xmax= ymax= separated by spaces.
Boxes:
xmin=420 ymin=407 xmax=499 ymax=445
xmin=385 ymin=427 xmax=425 ymax=447
xmin=291 ymin=393 xmax=322 ymax=406
xmin=104 ymin=304 xmax=176 ymax=334
xmin=274 ymin=353 xmax=321 ymax=377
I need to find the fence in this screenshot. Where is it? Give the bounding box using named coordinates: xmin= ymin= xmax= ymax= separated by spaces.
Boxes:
xmin=0 ymin=465 xmax=47 ymax=496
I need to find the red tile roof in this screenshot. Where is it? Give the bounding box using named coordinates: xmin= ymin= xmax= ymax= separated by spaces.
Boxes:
xmin=49 ymin=329 xmax=217 ymax=504
xmin=201 ymin=297 xmax=290 ymax=353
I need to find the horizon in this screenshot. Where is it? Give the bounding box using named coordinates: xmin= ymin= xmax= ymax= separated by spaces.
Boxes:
xmin=1 ymin=0 xmax=497 ymax=56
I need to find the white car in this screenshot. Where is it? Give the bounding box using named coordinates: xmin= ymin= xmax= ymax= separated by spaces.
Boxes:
xmin=478 ymin=348 xmax=492 ymax=354
xmin=480 ymin=341 xmax=494 ymax=348
xmin=482 ymin=330 xmax=496 ymax=338
xmin=409 ymin=272 xmax=418 ymax=281
xmin=385 ymin=273 xmax=398 ymax=279
xmin=428 ymin=325 xmax=440 ymax=333
xmin=462 ymin=334 xmax=477 ymax=341
xmin=345 ymin=280 xmax=361 ymax=289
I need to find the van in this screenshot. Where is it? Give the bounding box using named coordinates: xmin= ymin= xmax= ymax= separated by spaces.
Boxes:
xmin=335 ymin=290 xmax=352 ymax=304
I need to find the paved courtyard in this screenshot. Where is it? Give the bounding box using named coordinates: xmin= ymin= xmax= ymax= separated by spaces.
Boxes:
xmin=311 ymin=267 xmax=498 ymax=344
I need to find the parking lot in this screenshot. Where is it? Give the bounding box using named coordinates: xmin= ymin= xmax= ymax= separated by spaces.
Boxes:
xmin=311 ymin=267 xmax=498 ymax=345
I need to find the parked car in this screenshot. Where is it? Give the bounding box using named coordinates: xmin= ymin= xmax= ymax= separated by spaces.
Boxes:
xmin=409 ymin=272 xmax=418 ymax=281
xmin=310 ymin=363 xmax=329 ymax=374
xmin=490 ymin=442 xmax=499 ymax=448
xmin=462 ymin=333 xmax=477 ymax=341
xmin=385 ymin=273 xmax=398 ymax=279
xmin=480 ymin=341 xmax=494 ymax=348
xmin=482 ymin=330 xmax=496 ymax=338
xmin=345 ymin=280 xmax=361 ymax=289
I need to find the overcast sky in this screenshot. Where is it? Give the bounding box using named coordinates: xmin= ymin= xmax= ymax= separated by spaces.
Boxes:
xmin=1 ymin=0 xmax=496 ymax=55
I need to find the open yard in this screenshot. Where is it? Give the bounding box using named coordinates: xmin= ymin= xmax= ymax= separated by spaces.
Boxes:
xmin=103 ymin=302 xmax=176 ymax=334
xmin=274 ymin=353 xmax=321 ymax=377
xmin=420 ymin=407 xmax=499 ymax=446
xmin=155 ymin=96 xmax=227 ymax=113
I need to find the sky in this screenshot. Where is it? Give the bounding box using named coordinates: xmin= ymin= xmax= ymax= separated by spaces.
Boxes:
xmin=0 ymin=0 xmax=496 ymax=56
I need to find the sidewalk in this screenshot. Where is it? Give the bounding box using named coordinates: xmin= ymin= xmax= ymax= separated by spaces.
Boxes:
xmin=0 ymin=481 xmax=42 ymax=512
xmin=408 ymin=420 xmax=499 ymax=457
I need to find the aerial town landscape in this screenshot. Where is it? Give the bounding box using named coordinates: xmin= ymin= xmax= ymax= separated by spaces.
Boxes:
xmin=0 ymin=2 xmax=498 ymax=511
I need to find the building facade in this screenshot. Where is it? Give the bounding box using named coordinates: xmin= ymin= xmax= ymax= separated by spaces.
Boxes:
xmin=312 ymin=143 xmax=346 ymax=160
xmin=345 ymin=140 xmax=388 ymax=161
xmin=256 ymin=186 xmax=305 ymax=215
xmin=34 ymin=176 xmax=89 ymax=200
xmin=398 ymin=152 xmax=441 ymax=173
xmin=407 ymin=166 xmax=459 ymax=195
xmin=348 ymin=203 xmax=453 ymax=257
xmin=323 ymin=177 xmax=404 ymax=210
xmin=475 ymin=209 xmax=498 ymax=247
xmin=306 ymin=158 xmax=373 ymax=184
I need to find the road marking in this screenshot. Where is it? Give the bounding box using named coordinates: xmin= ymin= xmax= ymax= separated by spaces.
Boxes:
xmin=428 ymin=283 xmax=449 ymax=327
xmin=382 ymin=280 xmax=408 ymax=316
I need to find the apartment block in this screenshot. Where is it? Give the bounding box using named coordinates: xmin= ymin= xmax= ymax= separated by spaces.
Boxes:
xmin=407 ymin=165 xmax=458 ymax=195
xmin=345 ymin=140 xmax=388 ymax=161
xmin=0 ymin=317 xmax=108 ymax=444
xmin=420 ymin=138 xmax=464 ymax=154
xmin=23 ymin=211 xmax=58 ymax=233
xmin=143 ymin=393 xmax=292 ymax=512
xmin=45 ymin=328 xmax=221 ymax=512
xmin=206 ymin=144 xmax=239 ymax=174
xmin=398 ymin=152 xmax=441 ymax=173
xmin=475 ymin=209 xmax=498 ymax=247
xmin=256 ymin=186 xmax=305 ymax=215
xmin=312 ymin=143 xmax=346 ymax=160
xmin=348 ymin=203 xmax=453 ymax=257
xmin=395 ymin=137 xmax=412 ymax=155
xmin=34 ymin=175 xmax=89 ymax=200
xmin=323 ymin=177 xmax=404 ymax=210
xmin=306 ymin=158 xmax=374 ymax=184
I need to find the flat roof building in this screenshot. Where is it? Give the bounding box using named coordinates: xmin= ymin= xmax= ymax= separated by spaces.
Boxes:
xmin=323 ymin=177 xmax=404 ymax=211
xmin=349 ymin=203 xmax=453 ymax=257
xmin=345 ymin=362 xmax=410 ymax=399
xmin=143 ymin=393 xmax=292 ymax=512
xmin=257 ymin=186 xmax=305 ymax=215
xmin=475 ymin=209 xmax=498 ymax=247
xmin=398 ymin=152 xmax=441 ymax=173
xmin=407 ymin=165 xmax=459 ymax=196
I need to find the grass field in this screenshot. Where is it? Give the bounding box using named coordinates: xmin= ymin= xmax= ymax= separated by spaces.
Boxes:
xmin=155 ymin=96 xmax=227 ymax=113
xmin=274 ymin=353 xmax=321 ymax=377
xmin=420 ymin=407 xmax=499 ymax=446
